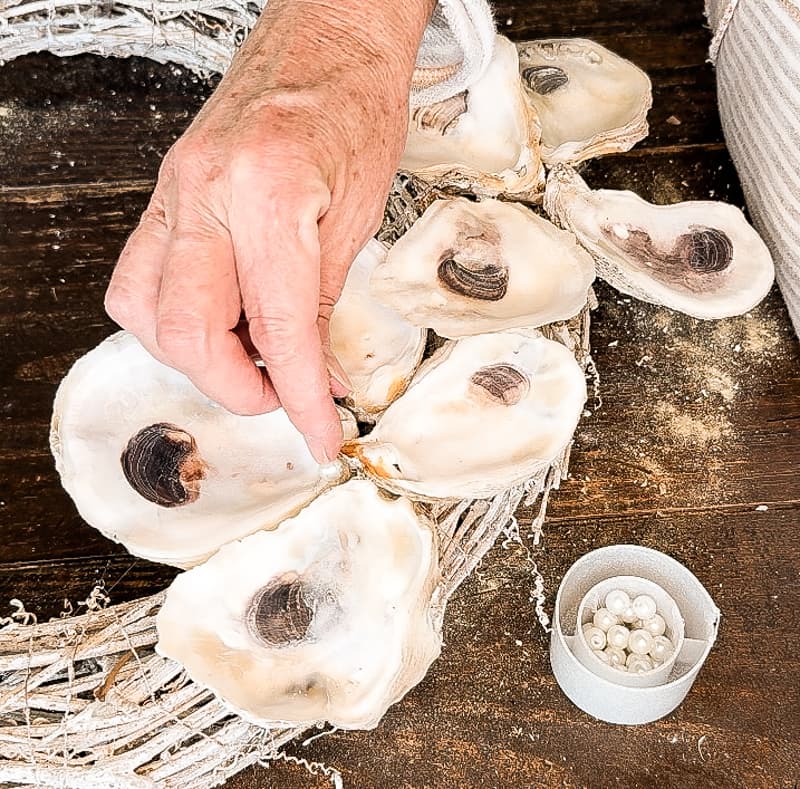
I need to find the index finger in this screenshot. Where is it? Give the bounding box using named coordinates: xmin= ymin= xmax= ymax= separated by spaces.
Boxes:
xmin=231 ymin=178 xmax=342 ymax=463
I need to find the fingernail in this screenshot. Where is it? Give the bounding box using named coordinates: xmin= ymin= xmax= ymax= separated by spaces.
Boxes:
xmin=325 ymin=351 xmax=353 ymax=393
xmin=308 ymin=437 xmax=333 ymax=464
xmin=329 ymin=378 xmax=350 ymax=399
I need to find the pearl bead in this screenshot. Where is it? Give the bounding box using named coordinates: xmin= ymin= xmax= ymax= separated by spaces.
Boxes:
xmin=628 ymin=629 xmax=654 ymax=655
xmin=619 ymin=605 xmax=638 ymax=624
xmin=592 ymin=648 xmax=612 ymax=664
xmin=606 ymin=624 xmax=630 ymax=650
xmin=642 ymin=613 xmax=666 ymax=637
xmin=632 ymin=594 xmax=658 ymax=621
xmin=604 ymin=646 xmax=627 ymax=667
xmin=626 ymin=653 xmax=654 ymax=673
xmin=582 ymin=625 xmax=607 ymax=651
xmin=592 ymin=607 xmax=618 ymax=632
xmin=604 ymin=589 xmax=631 ymax=617
xmin=650 ymin=635 xmax=674 ymax=662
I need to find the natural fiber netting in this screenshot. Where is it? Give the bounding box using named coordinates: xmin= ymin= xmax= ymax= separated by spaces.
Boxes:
xmin=0 ymin=10 xmax=595 ymax=788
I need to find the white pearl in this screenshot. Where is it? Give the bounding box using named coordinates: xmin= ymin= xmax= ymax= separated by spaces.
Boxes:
xmin=619 ymin=605 xmax=638 ymax=624
xmin=642 ymin=613 xmax=666 ymax=637
xmin=606 ymin=624 xmax=630 ymax=650
xmin=592 ymin=648 xmax=612 ymax=664
xmin=632 ymin=594 xmax=658 ymax=621
xmin=604 ymin=589 xmax=631 ymax=617
xmin=628 ymin=629 xmax=654 ymax=655
xmin=582 ymin=625 xmax=607 ymax=651
xmin=592 ymin=607 xmax=618 ymax=632
xmin=650 ymin=635 xmax=674 ymax=662
xmin=626 ymin=653 xmax=654 ymax=673
xmin=604 ymin=646 xmax=627 ymax=667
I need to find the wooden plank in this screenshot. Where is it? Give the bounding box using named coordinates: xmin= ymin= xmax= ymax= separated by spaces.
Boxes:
xmin=0 ymin=53 xmax=212 ymax=190
xmin=0 ymin=9 xmax=722 ymax=192
xmin=494 ymin=0 xmax=709 ymax=39
xmin=0 ymin=555 xmax=178 ymax=617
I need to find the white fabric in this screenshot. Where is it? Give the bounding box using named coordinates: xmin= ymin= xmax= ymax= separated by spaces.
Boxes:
xmin=706 ymin=0 xmax=800 ymax=336
xmin=412 ymin=0 xmax=496 ymax=106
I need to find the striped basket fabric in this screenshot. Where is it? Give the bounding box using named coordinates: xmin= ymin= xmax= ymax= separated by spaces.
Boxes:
xmin=706 ymin=0 xmax=800 ymax=337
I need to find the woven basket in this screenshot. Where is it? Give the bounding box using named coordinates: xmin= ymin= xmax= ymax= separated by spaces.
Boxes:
xmin=0 ymin=7 xmax=593 ymax=787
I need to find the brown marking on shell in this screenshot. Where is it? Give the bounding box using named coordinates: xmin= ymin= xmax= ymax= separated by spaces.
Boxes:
xmin=247 ymin=572 xmax=313 ymax=647
xmin=600 ymin=222 xmax=733 ymax=291
xmin=120 ymin=423 xmax=205 ymax=507
xmin=340 ymin=441 xmax=397 ymax=480
xmin=671 ymin=226 xmax=733 ymax=273
xmin=435 ymin=215 xmax=508 ymax=300
xmin=412 ymin=91 xmax=468 ymax=135
xmin=339 ymin=440 xmax=361 ymax=459
xmin=522 ymin=65 xmax=569 ymax=95
xmin=437 ymin=256 xmax=509 ymax=301
xmin=386 ymin=375 xmax=411 ymax=405
xmin=469 ymin=364 xmax=530 ymax=405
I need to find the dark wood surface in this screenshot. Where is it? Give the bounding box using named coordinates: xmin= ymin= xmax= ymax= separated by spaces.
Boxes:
xmin=1 ymin=1 xmax=799 ymax=787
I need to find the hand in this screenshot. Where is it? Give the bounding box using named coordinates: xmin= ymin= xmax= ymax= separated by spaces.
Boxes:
xmin=105 ymin=0 xmax=435 ymax=463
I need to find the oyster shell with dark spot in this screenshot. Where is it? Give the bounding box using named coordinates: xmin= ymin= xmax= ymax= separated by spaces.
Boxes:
xmin=401 ymin=35 xmax=544 ymax=199
xmin=544 ymin=166 xmax=775 ymax=318
xmin=156 ymin=480 xmax=441 ymax=730
xmin=50 ymin=331 xmax=356 ymax=568
xmin=517 ymin=38 xmax=651 ymax=165
xmin=370 ymin=197 xmax=594 ymax=338
xmin=345 ymin=331 xmax=587 ymax=500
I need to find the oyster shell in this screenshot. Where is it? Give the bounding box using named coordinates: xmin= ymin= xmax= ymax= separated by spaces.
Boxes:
xmin=544 ymin=166 xmax=775 ymax=318
xmin=329 ymin=239 xmax=427 ymax=420
xmin=369 ymin=197 xmax=595 ymax=338
xmin=344 ymin=331 xmax=586 ymax=500
xmin=517 ymin=38 xmax=652 ymax=165
xmin=50 ymin=331 xmax=356 ymax=568
xmin=401 ymin=35 xmax=545 ymax=199
xmin=156 ymin=479 xmax=441 ymax=729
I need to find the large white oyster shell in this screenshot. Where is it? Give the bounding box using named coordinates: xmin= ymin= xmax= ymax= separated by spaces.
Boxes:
xmin=544 ymin=166 xmax=775 ymax=318
xmin=401 ymin=35 xmax=545 ymax=199
xmin=369 ymin=197 xmax=594 ymax=338
xmin=50 ymin=331 xmax=356 ymax=568
xmin=345 ymin=331 xmax=586 ymax=499
xmin=517 ymin=38 xmax=652 ymax=165
xmin=329 ymin=239 xmax=426 ymax=420
xmin=156 ymin=479 xmax=441 ymax=730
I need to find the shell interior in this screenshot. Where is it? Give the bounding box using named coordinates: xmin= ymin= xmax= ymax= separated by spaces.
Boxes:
xmin=517 ymin=38 xmax=652 ymax=164
xmin=155 ymin=479 xmax=442 ymax=730
xmin=329 ymin=239 xmax=427 ymax=420
xmin=544 ymin=166 xmax=775 ymax=318
xmin=345 ymin=330 xmax=587 ymax=500
xmin=50 ymin=332 xmax=356 ymax=568
xmin=401 ymin=34 xmax=545 ymax=198
xmin=369 ymin=197 xmax=595 ymax=338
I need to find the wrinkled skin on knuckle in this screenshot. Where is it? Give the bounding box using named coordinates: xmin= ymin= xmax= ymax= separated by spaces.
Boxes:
xmin=156 ymin=314 xmax=213 ymax=367
xmin=247 ymin=315 xmax=312 ymax=366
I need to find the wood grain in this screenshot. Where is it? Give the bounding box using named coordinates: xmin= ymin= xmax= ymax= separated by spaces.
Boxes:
xmin=1 ymin=0 xmax=798 ymax=786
